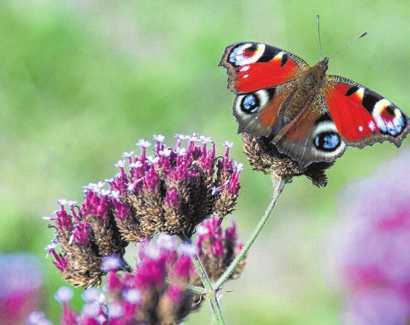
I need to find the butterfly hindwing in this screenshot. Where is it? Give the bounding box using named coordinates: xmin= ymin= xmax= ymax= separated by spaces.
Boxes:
xmin=232 ymin=82 xmax=300 ymax=137
xmin=272 ymin=93 xmax=347 ymax=168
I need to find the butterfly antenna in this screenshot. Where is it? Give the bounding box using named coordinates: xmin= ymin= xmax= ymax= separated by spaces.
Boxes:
xmin=328 ymin=31 xmax=368 ymax=59
xmin=316 ymin=14 xmax=323 ymax=60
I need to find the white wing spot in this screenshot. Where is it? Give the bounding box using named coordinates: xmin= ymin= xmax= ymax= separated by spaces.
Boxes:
xmin=368 ymin=121 xmax=376 ymax=132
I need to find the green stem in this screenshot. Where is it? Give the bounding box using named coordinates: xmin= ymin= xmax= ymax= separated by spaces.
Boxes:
xmin=186 ymin=284 xmax=207 ymax=295
xmin=191 ymin=253 xmax=226 ymax=325
xmin=214 ymin=175 xmax=286 ymax=289
xmin=190 ymin=175 xmax=286 ymax=324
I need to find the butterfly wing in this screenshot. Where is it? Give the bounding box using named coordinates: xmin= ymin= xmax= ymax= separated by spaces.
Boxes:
xmin=219 ymin=42 xmax=310 ymax=136
xmin=272 ymin=92 xmax=347 ymax=168
xmin=324 ymin=75 xmax=409 ymax=148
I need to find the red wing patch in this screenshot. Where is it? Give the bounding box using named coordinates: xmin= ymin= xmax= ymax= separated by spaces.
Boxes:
xmin=234 ymin=58 xmax=300 ymax=93
xmin=323 ymin=82 xmax=377 ymax=143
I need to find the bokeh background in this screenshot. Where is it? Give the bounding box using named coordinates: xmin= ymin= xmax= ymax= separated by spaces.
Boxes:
xmin=0 ymin=0 xmax=409 ymax=323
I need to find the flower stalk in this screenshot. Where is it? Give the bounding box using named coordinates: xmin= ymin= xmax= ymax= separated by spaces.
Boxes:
xmin=191 ymin=253 xmax=226 ymax=325
xmin=215 ymin=175 xmax=286 ymax=289
xmin=188 ymin=175 xmax=286 ymax=325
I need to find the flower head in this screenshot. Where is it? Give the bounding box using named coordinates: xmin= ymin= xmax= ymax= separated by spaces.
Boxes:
xmin=194 ymin=216 xmax=245 ymax=283
xmin=46 ymin=193 xmax=129 ymax=288
xmin=106 ymin=133 xmax=241 ymax=241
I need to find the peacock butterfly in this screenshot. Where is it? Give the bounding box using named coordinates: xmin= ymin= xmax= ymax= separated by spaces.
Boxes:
xmin=219 ymin=41 xmax=409 ymax=169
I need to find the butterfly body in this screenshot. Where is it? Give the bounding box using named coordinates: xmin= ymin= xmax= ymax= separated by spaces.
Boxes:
xmin=220 ymin=42 xmax=409 ymax=168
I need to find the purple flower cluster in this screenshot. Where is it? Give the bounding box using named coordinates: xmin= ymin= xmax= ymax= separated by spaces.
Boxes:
xmin=46 ymin=196 xmax=129 ymax=288
xmin=113 ymin=134 xmax=242 ymax=241
xmin=195 ymin=216 xmax=245 ymax=284
xmin=330 ymin=151 xmax=410 ymax=324
xmin=45 ymin=134 xmax=242 ymax=289
xmin=32 ymin=216 xmax=245 ymax=324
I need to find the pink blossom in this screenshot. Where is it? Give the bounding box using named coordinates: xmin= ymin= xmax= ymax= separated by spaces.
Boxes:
xmin=330 ymin=151 xmax=410 ymax=324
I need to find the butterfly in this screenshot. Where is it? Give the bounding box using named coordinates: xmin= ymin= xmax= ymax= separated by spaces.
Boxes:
xmin=219 ymin=42 xmax=409 ymax=169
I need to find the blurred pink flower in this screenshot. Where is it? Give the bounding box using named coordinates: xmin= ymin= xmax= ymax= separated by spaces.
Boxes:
xmin=0 ymin=253 xmax=44 ymax=325
xmin=330 ymin=150 xmax=410 ymax=324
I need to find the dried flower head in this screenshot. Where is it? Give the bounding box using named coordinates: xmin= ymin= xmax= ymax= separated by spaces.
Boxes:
xmin=45 ymin=134 xmax=242 ymax=288
xmin=242 ymin=133 xmax=332 ymax=187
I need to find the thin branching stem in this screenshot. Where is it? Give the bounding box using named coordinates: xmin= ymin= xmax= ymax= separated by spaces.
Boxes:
xmin=191 ymin=175 xmax=286 ymax=324
xmin=215 ymin=175 xmax=286 ymax=288
xmin=191 ymin=253 xmax=226 ymax=325
xmin=186 ymin=284 xmax=207 ymax=295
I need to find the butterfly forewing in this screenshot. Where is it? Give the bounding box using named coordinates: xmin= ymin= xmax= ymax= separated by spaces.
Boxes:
xmin=219 ymin=42 xmax=309 ymax=94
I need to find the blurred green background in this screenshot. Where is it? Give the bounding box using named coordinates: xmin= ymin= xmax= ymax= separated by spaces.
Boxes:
xmin=0 ymin=0 xmax=408 ymax=323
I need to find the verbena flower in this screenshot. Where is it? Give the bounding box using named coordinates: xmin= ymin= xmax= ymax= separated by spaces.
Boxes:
xmin=329 ymin=151 xmax=410 ymax=324
xmin=191 ymin=216 xmax=246 ymax=308
xmin=195 ymin=216 xmax=245 ymax=281
xmin=33 ymin=217 xmax=245 ymax=324
xmin=45 ymin=134 xmax=242 ymax=288
xmin=45 ymin=197 xmax=130 ymax=289
xmin=114 ymin=134 xmax=241 ymax=241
